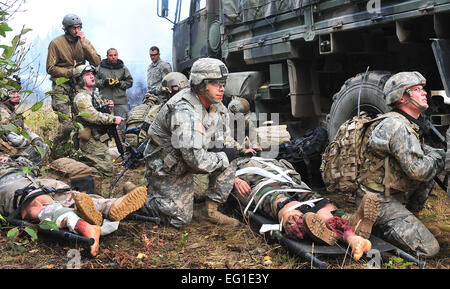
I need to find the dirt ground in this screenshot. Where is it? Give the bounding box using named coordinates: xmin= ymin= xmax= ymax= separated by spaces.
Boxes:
xmin=0 ymin=163 xmax=449 ymax=269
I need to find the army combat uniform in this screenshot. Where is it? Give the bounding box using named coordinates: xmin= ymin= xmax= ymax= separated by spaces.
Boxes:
xmin=147 ymin=59 xmax=172 ymax=96
xmin=0 ymin=103 xmax=49 ymax=165
xmin=357 ymin=112 xmax=443 ymax=257
xmin=72 ymin=88 xmax=116 ymax=177
xmin=46 ymin=34 xmax=101 ymax=144
xmin=140 ymin=88 xmax=243 ymax=228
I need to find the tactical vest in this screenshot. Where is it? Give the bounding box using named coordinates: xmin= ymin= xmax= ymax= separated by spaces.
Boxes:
xmin=358 ymin=113 xmax=422 ymax=195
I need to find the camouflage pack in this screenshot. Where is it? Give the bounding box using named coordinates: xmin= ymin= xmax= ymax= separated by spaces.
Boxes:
xmin=320 ymin=112 xmax=390 ymax=194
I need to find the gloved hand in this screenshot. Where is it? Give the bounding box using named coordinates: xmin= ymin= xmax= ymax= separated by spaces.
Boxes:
xmin=208 ymin=147 xmax=240 ymax=162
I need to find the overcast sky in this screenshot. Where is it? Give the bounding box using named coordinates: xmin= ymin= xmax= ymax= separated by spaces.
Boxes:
xmin=6 ymin=0 xmax=190 ymax=93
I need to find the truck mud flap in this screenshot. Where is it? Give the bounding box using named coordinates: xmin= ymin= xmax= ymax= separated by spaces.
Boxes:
xmin=248 ymin=212 xmax=425 ymax=268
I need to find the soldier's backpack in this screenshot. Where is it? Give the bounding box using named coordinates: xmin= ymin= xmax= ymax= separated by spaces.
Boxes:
xmin=277 ymin=127 xmax=328 ymax=189
xmin=320 ymin=112 xmax=392 ymax=194
xmin=125 ymin=103 xmax=151 ymax=147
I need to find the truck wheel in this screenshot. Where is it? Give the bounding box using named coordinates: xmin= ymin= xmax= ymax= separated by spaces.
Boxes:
xmin=327 ymin=71 xmax=392 ymax=142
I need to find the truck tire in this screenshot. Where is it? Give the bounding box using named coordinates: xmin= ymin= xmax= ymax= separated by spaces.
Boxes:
xmin=327 ymin=71 xmax=392 ymax=142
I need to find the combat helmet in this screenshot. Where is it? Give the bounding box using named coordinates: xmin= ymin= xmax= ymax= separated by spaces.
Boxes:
xmin=72 ymin=64 xmax=95 ymax=78
xmin=162 ymin=72 xmax=189 ymax=96
xmin=189 ymin=58 xmax=228 ymax=87
xmin=384 ymin=71 xmax=426 ymax=107
xmin=62 ymin=14 xmax=82 ymax=31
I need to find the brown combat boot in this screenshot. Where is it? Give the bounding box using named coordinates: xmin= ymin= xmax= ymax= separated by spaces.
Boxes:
xmin=345 ymin=192 xmax=380 ymax=239
xmin=123 ymin=181 xmax=138 ymax=194
xmin=204 ymin=199 xmax=240 ymax=227
xmin=74 ymin=193 xmax=103 ymax=226
xmin=108 ymin=186 xmax=148 ymax=221
xmin=303 ymin=212 xmax=338 ymax=246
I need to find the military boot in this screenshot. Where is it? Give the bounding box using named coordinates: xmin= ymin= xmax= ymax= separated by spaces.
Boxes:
xmin=74 ymin=192 xmax=103 ymax=226
xmin=344 ymin=192 xmax=380 ymax=239
xmin=204 ymin=199 xmax=240 ymax=227
xmin=123 ymin=181 xmax=138 ymax=194
xmin=108 ymin=186 xmax=148 ymax=221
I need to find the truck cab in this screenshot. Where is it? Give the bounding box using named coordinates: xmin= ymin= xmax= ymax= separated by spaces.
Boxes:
xmin=158 ymin=0 xmax=450 ymax=141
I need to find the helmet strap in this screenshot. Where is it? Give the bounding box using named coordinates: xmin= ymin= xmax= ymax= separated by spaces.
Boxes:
xmin=405 ymin=89 xmax=428 ymax=110
xmin=204 ymin=80 xmax=222 ymax=104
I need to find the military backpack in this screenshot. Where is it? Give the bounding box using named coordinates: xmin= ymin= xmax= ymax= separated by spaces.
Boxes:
xmin=320 ymin=112 xmax=392 ymax=194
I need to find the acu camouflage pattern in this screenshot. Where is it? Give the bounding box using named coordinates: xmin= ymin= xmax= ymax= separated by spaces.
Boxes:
xmin=355 ymin=113 xmax=444 ymax=257
xmin=141 ymin=87 xmax=247 ymax=227
xmin=359 ymin=113 xmax=444 ymax=194
xmin=73 ymin=89 xmax=116 ymax=177
xmin=141 ymin=161 xmax=237 ymax=228
xmin=147 ymin=59 xmax=172 ymax=96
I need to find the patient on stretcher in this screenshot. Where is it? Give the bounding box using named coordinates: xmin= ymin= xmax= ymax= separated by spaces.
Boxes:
xmin=232 ymin=157 xmax=380 ymax=261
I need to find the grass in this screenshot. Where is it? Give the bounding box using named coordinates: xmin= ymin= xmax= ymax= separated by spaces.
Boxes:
xmin=0 ymin=106 xmax=448 ymax=269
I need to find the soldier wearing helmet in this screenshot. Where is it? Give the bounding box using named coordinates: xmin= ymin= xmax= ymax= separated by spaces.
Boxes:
xmin=125 ymin=72 xmax=189 ymax=148
xmin=72 ymin=64 xmax=123 ymax=177
xmin=0 ymin=77 xmax=49 ymax=165
xmin=46 ymin=14 xmax=100 ymax=155
xmin=354 ymin=71 xmax=444 ymax=257
xmin=139 ymin=58 xmax=260 ymax=228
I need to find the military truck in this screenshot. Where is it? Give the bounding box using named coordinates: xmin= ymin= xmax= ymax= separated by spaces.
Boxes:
xmin=157 ymin=0 xmax=450 ymax=140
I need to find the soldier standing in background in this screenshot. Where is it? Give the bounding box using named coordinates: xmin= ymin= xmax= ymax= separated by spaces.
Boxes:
xmin=146 ymin=46 xmax=172 ymax=98
xmin=46 ymin=14 xmax=101 ymax=154
xmin=95 ymin=48 xmax=133 ymax=132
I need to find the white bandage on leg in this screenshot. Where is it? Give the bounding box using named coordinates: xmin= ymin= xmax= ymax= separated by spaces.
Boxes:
xmin=38 ymin=202 xmax=80 ymax=233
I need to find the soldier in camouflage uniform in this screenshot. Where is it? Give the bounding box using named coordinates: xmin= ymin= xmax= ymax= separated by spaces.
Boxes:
xmin=72 ymin=64 xmax=124 ymax=177
xmin=140 ymin=58 xmax=260 ymax=228
xmin=125 ymin=72 xmax=189 ymax=148
xmin=232 ymin=157 xmax=376 ymax=261
xmin=146 ymin=46 xmax=172 ymax=97
xmin=0 ymin=156 xmax=147 ymax=256
xmin=0 ymin=78 xmax=49 ymax=165
xmin=46 ymin=14 xmax=101 ymax=149
xmin=356 ymin=71 xmax=444 ymax=257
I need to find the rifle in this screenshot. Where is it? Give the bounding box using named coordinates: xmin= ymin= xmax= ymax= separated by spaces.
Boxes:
xmin=5 ymin=217 xmax=94 ymax=246
xmin=423 ymin=119 xmax=448 ymax=193
xmin=92 ymin=94 xmax=125 ymax=158
xmin=111 ymin=138 xmax=150 ymax=188
xmin=124 ymin=213 xmax=160 ymax=224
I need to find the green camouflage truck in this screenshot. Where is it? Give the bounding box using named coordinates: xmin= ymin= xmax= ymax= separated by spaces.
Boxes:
xmin=158 ymin=0 xmax=450 ymax=140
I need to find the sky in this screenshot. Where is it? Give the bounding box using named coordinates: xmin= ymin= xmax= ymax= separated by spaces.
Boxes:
xmin=6 ymin=0 xmax=191 ymax=95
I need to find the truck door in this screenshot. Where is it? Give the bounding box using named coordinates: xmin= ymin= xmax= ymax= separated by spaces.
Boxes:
xmin=172 ymin=0 xmax=220 ymax=73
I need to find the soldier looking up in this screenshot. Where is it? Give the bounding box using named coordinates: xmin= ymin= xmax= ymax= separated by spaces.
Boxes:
xmin=46 ymin=14 xmax=101 ymax=155
xmin=72 ymin=64 xmax=124 ymax=177
xmin=355 ymin=71 xmax=444 ymax=257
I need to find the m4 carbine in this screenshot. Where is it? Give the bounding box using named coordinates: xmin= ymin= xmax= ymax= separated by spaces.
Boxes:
xmin=94 ymin=101 xmax=125 ymax=158
xmin=111 ymin=138 xmax=149 ymax=188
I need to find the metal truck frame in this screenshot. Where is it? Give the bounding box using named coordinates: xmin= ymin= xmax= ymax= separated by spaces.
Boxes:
xmin=157 ymin=0 xmax=450 ymax=140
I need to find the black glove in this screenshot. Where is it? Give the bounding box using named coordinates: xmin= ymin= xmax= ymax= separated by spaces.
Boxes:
xmin=208 ymin=147 xmax=240 ymax=162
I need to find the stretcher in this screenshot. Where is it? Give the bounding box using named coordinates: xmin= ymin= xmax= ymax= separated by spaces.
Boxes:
xmin=248 ymin=212 xmax=426 ymax=269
